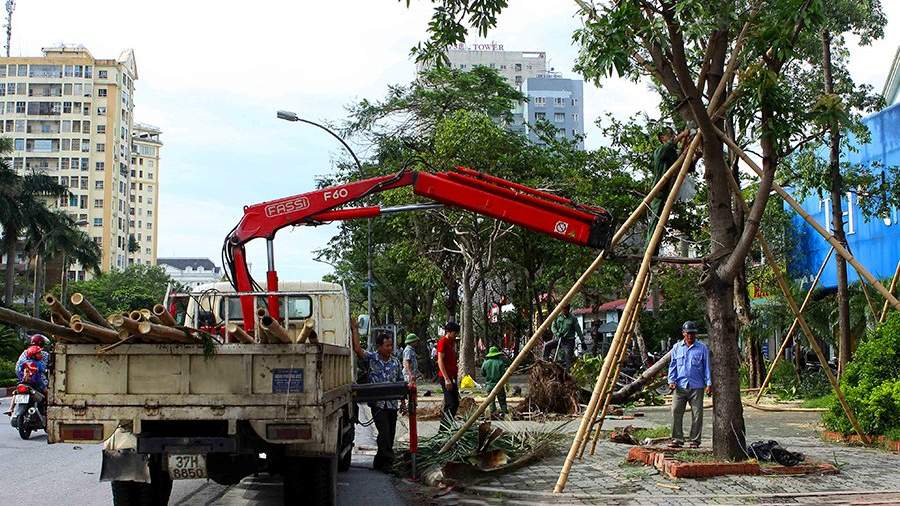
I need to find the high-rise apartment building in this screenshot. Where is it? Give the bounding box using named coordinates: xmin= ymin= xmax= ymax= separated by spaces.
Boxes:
xmin=443 ymin=44 xmax=547 ymax=90
xmin=129 ymin=123 xmax=161 ymax=266
xmin=0 ymin=45 xmax=152 ymax=279
xmin=429 ymin=44 xmax=586 ymax=148
xmin=523 ymin=74 xmax=585 ymax=149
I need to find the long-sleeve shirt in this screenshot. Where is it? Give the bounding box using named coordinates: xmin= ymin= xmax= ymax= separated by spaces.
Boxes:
xmin=668 ymin=339 xmax=711 ymax=389
xmin=481 ymin=358 xmax=507 ymax=388
xmin=551 ymin=314 xmax=584 ymax=344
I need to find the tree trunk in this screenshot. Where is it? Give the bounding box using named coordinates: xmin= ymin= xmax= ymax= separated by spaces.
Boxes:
xmin=822 ymin=30 xmax=851 ymax=377
xmin=610 ymin=350 xmax=671 ymax=404
xmin=459 ymin=271 xmax=476 ymax=380
xmin=445 ymin=276 xmax=459 ymax=323
xmin=744 ymin=335 xmax=764 ymax=388
xmin=705 ymin=279 xmax=747 ymax=459
xmin=32 ymin=253 xmax=41 ymax=318
xmin=633 ymin=318 xmax=650 ymax=366
xmin=4 ymin=238 xmax=16 ymax=305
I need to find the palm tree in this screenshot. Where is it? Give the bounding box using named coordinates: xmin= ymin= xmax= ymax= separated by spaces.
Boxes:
xmin=0 ymin=140 xmax=70 ymax=305
xmin=25 ymin=211 xmax=101 ymax=315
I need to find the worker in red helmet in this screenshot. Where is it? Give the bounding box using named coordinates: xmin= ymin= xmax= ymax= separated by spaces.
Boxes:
xmin=16 ymin=335 xmax=50 ymax=377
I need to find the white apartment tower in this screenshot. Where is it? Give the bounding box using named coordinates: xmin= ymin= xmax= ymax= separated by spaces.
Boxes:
xmin=0 ymin=45 xmax=158 ymax=279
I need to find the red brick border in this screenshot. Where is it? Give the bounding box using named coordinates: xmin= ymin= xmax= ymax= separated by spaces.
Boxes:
xmin=626 ymin=447 xmax=838 ymax=479
xmin=822 ymin=430 xmax=900 ymax=452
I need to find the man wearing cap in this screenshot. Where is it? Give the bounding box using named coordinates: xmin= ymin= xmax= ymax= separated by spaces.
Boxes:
xmin=668 ymin=321 xmax=712 ymax=448
xmin=550 ymin=304 xmax=585 ymax=371
xmin=437 ymin=322 xmax=460 ymax=429
xmin=401 ymin=333 xmax=419 ymax=385
xmin=481 ymin=346 xmax=508 ymax=416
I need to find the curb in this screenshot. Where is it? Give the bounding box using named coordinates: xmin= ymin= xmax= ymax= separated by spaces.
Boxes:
xmin=626 ymin=446 xmax=838 ymax=479
xmin=461 ymin=486 xmax=900 ymax=501
xmin=822 ymin=430 xmax=900 ymax=452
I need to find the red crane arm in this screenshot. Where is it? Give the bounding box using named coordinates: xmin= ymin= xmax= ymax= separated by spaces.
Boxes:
xmin=225 ymin=167 xmax=613 ymax=334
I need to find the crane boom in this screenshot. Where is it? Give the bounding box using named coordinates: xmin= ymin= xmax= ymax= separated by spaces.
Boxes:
xmin=225 ymin=166 xmax=613 ymax=333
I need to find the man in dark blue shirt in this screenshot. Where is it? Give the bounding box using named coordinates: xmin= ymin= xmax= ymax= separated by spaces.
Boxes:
xmin=667 ymin=321 xmax=712 ymax=448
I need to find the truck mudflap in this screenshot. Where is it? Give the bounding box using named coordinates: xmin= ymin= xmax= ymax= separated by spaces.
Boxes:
xmin=100 ymin=427 xmax=150 ymax=483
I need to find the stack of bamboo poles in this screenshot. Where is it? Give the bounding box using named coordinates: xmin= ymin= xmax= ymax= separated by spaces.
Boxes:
xmin=249 ymin=307 xmax=316 ymax=344
xmin=0 ymin=293 xmax=205 ymax=346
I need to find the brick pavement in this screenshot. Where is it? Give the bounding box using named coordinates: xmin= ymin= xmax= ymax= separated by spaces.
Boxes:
xmin=394 ymin=404 xmax=900 ymax=505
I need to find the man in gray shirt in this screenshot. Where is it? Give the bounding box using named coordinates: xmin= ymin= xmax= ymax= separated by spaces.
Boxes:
xmin=402 ymin=333 xmax=419 ymax=385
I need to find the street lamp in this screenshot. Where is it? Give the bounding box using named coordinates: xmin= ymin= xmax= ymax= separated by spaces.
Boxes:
xmin=277 ymin=109 xmax=375 ymax=348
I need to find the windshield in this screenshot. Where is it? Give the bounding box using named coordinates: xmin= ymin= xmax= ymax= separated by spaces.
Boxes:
xmin=220 ymin=295 xmax=312 ymax=321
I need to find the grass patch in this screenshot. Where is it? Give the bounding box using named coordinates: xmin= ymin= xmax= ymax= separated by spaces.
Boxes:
xmin=632 ymin=426 xmax=670 ymax=440
xmin=672 ymin=450 xmax=718 ymax=463
xmin=800 ymin=395 xmax=833 ymax=409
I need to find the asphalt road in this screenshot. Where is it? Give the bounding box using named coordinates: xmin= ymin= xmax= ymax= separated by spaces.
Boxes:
xmin=0 ymin=398 xmax=405 ymax=505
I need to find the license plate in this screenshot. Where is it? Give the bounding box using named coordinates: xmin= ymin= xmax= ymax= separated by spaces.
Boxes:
xmin=13 ymin=394 xmax=29 ymax=404
xmin=167 ymin=454 xmax=207 ymax=480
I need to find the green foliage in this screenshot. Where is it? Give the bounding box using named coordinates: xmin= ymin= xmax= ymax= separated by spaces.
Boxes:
xmin=569 ymin=355 xmax=603 ymax=391
xmin=0 ymin=326 xmax=25 ymax=362
xmin=824 ymin=313 xmax=900 ymax=435
xmin=0 ymin=358 xmax=15 ymax=380
xmin=58 ymin=264 xmax=174 ymax=317
xmin=640 ymin=266 xmax=705 ymax=350
xmin=632 ymin=426 xmax=670 ymax=440
xmin=801 ymin=394 xmax=834 ymax=409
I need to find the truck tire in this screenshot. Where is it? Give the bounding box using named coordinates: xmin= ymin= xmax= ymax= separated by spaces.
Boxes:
xmin=338 ymin=416 xmax=354 ymax=472
xmin=282 ymin=457 xmax=337 ymax=506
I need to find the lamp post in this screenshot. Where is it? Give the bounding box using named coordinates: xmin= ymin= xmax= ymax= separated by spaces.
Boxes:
xmin=276 ymin=110 xmax=373 ymax=348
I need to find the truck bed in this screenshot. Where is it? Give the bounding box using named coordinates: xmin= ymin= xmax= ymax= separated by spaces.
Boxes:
xmin=48 ymin=342 xmax=352 ymax=448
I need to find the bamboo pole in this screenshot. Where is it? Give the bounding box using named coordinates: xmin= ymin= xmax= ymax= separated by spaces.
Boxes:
xmin=70 ymin=292 xmax=115 ymax=330
xmin=296 ymin=319 xmax=316 ymax=343
xmin=70 ymin=319 xmax=121 ymax=344
xmin=754 ymin=247 xmax=833 ymax=403
xmin=141 ymin=308 xmax=162 ymax=325
xmin=226 ymin=323 xmax=255 ymax=344
xmin=129 ymin=310 xmax=145 ymax=322
xmin=143 ymin=321 xmax=197 ymax=343
xmin=260 ymin=316 xmax=292 ymax=343
xmin=724 ymin=170 xmax=869 ymax=443
xmin=878 ymin=258 xmax=900 ymax=324
xmin=0 ymin=305 xmax=86 ymax=342
xmin=715 ymin=127 xmax=900 ymax=312
xmin=554 ymin=135 xmax=696 ymax=493
xmin=586 ymin=277 xmax=649 ymax=456
xmin=577 ymin=278 xmax=645 ymax=459
xmin=152 ymin=304 xmax=177 ymax=326
xmin=43 ymin=294 xmax=72 ymax=322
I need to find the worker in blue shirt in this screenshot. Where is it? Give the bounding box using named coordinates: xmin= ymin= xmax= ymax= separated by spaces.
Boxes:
xmin=667 ymin=321 xmax=712 ymax=448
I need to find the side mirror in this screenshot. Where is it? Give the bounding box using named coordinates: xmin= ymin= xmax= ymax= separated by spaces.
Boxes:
xmin=357 ymin=314 xmax=370 ymax=337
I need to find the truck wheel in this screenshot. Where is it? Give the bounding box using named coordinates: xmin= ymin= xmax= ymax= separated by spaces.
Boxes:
xmin=148 ymin=456 xmax=173 ymax=505
xmin=17 ymin=414 xmax=31 ymax=440
xmin=111 ymin=481 xmax=152 ymax=506
xmin=282 ymin=457 xmax=337 ymax=506
xmin=338 ymin=416 xmax=354 ymax=472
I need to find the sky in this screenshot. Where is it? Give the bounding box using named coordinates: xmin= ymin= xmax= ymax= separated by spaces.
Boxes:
xmin=8 ymin=1 xmax=900 ymax=282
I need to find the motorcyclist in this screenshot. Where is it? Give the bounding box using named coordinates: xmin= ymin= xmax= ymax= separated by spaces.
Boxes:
xmin=13 ymin=346 xmax=49 ymax=416
xmin=5 ymin=337 xmax=50 ymax=416
xmin=16 ymin=335 xmax=50 ymax=373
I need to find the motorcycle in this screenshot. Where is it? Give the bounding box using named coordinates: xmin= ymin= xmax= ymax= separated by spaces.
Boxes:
xmin=9 ymin=383 xmax=46 ymax=440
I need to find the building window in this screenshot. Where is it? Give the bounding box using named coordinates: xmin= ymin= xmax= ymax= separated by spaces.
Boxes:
xmin=82 ymin=139 xmax=91 ymax=152
xmin=514 ymin=63 xmax=522 ymax=71
xmin=573 ymin=113 xmax=578 ymax=121
xmin=500 ymin=64 xmax=506 ymax=70
xmin=554 ymin=97 xmax=565 ymax=106
xmin=95 ymin=181 xmax=104 ymax=190
xmin=93 ymin=217 xmax=102 ymax=227
xmin=97 ymin=107 xmax=106 ymax=116
xmin=459 ymin=64 xmax=467 ymax=69
xmin=96 ymin=143 xmax=105 ymax=152
xmin=98 ymin=70 xmax=108 ymax=79
xmin=13 ymin=138 xmax=24 ymax=151
xmin=97 ymin=124 xmax=105 ymax=134
xmin=80 ymin=176 xmax=88 ymax=189
xmin=95 ymin=161 xmax=104 ymax=171
xmin=534 ymin=96 xmax=546 ymax=106
xmin=515 ymin=75 xmax=522 ymax=85
xmin=534 ymin=112 xmax=546 ymax=121
xmin=79 ymin=195 xmax=87 ymax=209
xmin=554 ymin=112 xmax=565 ymax=122
xmin=98 ymin=88 xmax=107 ymax=97
xmin=93 ymin=199 xmax=103 ymax=208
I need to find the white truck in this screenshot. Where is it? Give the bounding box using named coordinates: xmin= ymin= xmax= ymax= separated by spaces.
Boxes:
xmin=47 ymin=281 xmax=356 ymax=505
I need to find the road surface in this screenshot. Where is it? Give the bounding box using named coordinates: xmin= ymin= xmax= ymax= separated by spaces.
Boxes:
xmin=0 ymin=398 xmax=405 ymax=505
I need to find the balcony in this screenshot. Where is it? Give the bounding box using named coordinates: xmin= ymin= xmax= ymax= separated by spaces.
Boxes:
xmin=28 ymin=83 xmax=63 ymax=97
xmin=26 ymin=102 xmax=62 ymax=116
xmin=26 ymin=120 xmax=61 ymax=134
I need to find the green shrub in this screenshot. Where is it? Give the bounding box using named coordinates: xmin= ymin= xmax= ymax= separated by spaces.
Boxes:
xmin=0 ymin=358 xmax=16 ymax=380
xmin=570 ymin=355 xmax=603 ymax=391
xmin=0 ymin=326 xmax=26 ymax=362
xmin=824 ymin=313 xmax=900 ymax=436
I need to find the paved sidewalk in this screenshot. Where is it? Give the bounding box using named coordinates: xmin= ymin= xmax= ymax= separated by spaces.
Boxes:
xmin=395 ymin=404 xmax=900 ymax=505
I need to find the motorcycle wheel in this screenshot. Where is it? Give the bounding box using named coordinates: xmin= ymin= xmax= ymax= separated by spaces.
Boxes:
xmin=17 ymin=414 xmax=31 ymax=440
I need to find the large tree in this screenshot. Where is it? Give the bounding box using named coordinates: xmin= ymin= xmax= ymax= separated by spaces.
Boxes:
xmin=403 ymin=0 xmax=853 ymax=460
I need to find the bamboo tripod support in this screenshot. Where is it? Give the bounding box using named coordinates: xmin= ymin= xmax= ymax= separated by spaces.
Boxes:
xmin=725 ymin=171 xmax=869 ymax=442
xmin=574 ymin=276 xmax=647 ymax=460
xmin=754 ymin=247 xmax=834 ymax=403
xmin=879 ymin=258 xmax=900 ymax=324
xmin=553 ymin=135 xmax=697 ymax=494
xmin=714 ymin=127 xmax=900 ymax=312
xmin=854 ymin=267 xmax=879 ymax=318
xmin=585 ymin=276 xmax=650 ymax=457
